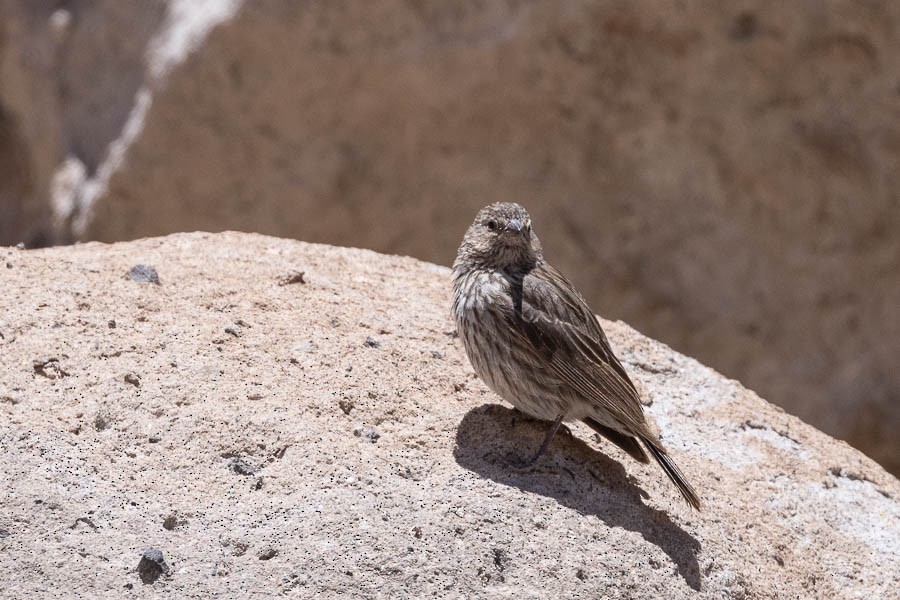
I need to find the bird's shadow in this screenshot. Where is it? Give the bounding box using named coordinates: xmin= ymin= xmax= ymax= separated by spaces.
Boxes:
xmin=453 ymin=404 xmax=702 ymax=590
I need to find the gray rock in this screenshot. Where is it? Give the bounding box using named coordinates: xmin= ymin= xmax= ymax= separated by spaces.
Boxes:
xmin=125 ymin=264 xmax=160 ymax=285
xmin=0 ymin=232 xmax=896 ymax=598
xmin=137 ymin=547 xmax=170 ymax=584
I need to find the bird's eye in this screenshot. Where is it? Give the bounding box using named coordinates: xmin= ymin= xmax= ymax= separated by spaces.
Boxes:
xmin=486 ymin=220 xmax=498 ymax=231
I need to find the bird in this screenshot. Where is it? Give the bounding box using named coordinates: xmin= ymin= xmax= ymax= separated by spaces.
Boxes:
xmin=451 ymin=202 xmax=701 ymax=509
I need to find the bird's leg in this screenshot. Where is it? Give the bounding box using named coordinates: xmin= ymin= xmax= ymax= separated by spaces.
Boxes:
xmin=508 ymin=413 xmax=566 ymax=469
xmin=510 ymin=408 xmax=572 ymax=437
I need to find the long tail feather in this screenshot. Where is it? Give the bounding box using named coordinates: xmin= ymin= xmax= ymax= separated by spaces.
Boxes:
xmin=583 ymin=417 xmax=649 ymax=464
xmin=644 ymin=441 xmax=702 ymax=510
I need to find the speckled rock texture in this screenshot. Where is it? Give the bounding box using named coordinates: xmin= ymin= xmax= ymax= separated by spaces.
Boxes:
xmin=0 ymin=232 xmax=897 ymax=598
xmin=2 ymin=1 xmax=898 ymax=476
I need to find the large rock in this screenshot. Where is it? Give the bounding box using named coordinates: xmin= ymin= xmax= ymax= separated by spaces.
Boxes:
xmin=1 ymin=2 xmax=898 ymax=474
xmin=0 ymin=232 xmax=897 ymax=598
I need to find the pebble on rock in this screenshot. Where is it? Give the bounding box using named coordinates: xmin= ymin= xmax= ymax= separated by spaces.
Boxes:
xmin=125 ymin=264 xmax=161 ymax=285
xmin=137 ymin=548 xmax=170 ymax=584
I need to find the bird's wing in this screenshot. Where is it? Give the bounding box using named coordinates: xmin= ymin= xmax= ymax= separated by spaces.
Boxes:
xmin=512 ymin=262 xmax=650 ymax=434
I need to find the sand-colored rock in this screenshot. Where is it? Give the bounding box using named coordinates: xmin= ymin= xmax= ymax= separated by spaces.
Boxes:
xmin=0 ymin=232 xmax=897 ymax=598
xmin=2 ymin=1 xmax=898 ymax=474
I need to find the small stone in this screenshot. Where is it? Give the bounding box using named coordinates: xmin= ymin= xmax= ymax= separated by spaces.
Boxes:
xmin=108 ymin=319 xmax=116 ymax=328
xmin=278 ymin=271 xmax=306 ymax=285
xmin=124 ymin=373 xmax=141 ymax=387
xmin=339 ymin=398 xmax=354 ymax=415
xmin=353 ymin=426 xmax=380 ymax=443
xmin=258 ymin=547 xmax=278 ymax=560
xmin=364 ymin=336 xmax=380 ymax=348
xmin=125 ymin=264 xmax=161 ymax=285
xmin=32 ymin=358 xmax=69 ymax=379
xmin=228 ymin=457 xmax=258 ymax=476
xmin=137 ymin=548 xmax=170 ymax=584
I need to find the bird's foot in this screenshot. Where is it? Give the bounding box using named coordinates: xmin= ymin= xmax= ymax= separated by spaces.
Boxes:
xmin=503 ymin=412 xmax=566 ymax=470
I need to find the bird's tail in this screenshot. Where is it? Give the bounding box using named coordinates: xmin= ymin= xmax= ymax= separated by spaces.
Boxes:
xmin=583 ymin=417 xmax=649 ymax=464
xmin=643 ymin=440 xmax=702 ymax=510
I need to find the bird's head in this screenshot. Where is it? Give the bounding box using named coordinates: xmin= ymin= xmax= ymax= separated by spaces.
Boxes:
xmin=455 ymin=202 xmax=542 ymax=271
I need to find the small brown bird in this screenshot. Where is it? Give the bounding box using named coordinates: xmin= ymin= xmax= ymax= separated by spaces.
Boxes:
xmin=451 ymin=202 xmax=701 ymax=509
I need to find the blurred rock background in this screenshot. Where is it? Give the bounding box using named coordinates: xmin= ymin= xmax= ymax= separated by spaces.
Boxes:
xmin=1 ymin=0 xmax=897 ymax=474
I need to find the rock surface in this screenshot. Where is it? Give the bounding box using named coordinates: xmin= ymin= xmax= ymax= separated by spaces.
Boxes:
xmin=0 ymin=232 xmax=897 ymax=598
xmin=1 ymin=1 xmax=898 ymax=475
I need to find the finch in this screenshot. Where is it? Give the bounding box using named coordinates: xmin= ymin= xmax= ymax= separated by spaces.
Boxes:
xmin=451 ymin=202 xmax=701 ymax=510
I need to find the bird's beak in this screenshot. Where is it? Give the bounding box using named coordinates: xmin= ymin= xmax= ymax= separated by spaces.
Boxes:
xmin=506 ymin=219 xmax=524 ymax=233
